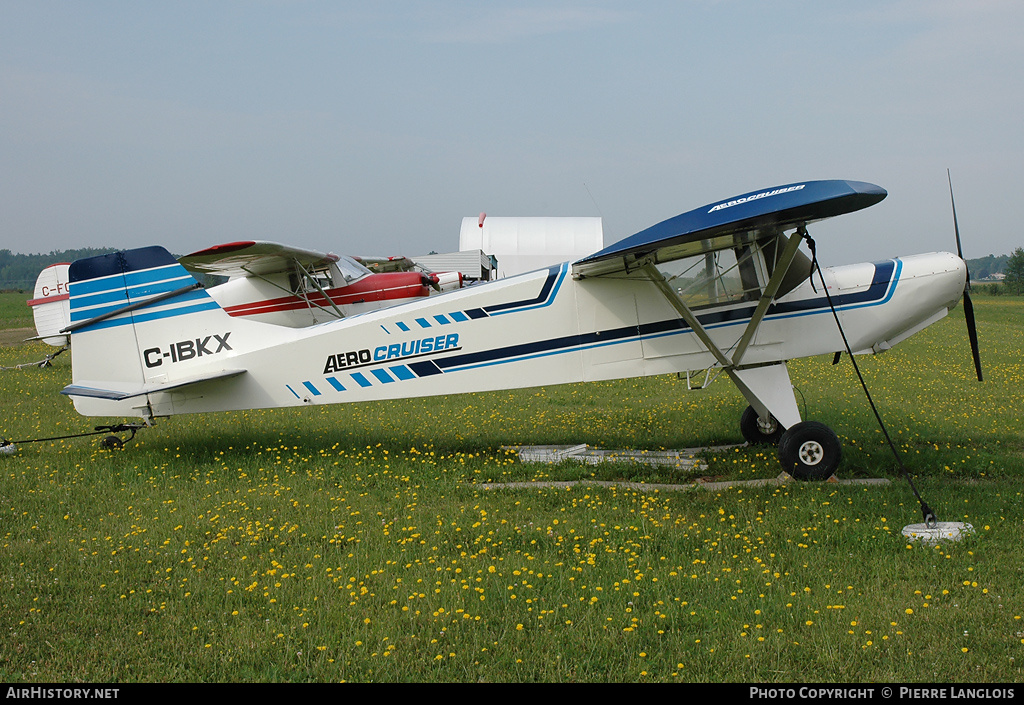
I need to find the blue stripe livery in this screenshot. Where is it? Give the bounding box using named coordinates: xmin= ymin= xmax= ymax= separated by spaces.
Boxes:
xmin=383 ymin=266 xmax=565 ymax=335
xmin=291 ymin=259 xmax=901 ymax=397
xmin=67 ymin=246 xmax=217 ymax=333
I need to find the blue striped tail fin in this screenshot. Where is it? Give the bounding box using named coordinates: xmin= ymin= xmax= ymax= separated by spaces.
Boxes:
xmin=64 ymin=246 xmax=238 ymax=418
xmin=67 ymin=247 xmax=221 ymax=334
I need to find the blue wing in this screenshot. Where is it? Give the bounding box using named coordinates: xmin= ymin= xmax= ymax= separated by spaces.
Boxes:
xmin=573 ymin=180 xmax=886 ymax=277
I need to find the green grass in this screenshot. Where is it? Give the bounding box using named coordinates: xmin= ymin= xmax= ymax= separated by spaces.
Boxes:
xmin=0 ymin=291 xmax=31 ymax=329
xmin=1 ymin=295 xmax=1022 ymax=682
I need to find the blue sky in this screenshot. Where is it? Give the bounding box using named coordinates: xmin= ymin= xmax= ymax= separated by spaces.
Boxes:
xmin=2 ymin=1 xmax=1021 ymax=265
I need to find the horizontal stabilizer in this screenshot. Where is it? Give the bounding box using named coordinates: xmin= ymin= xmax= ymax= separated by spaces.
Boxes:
xmin=574 ymin=180 xmax=886 ymax=277
xmin=61 ymin=368 xmax=246 ymax=401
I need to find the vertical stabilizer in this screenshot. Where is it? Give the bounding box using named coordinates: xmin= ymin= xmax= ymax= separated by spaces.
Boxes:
xmin=63 ymin=247 xmax=238 ymax=417
xmin=28 ymin=263 xmax=72 ymax=346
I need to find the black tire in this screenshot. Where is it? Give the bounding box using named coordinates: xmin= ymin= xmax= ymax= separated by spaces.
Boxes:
xmin=777 ymin=421 xmax=841 ymax=481
xmin=740 ymin=405 xmax=784 ymax=445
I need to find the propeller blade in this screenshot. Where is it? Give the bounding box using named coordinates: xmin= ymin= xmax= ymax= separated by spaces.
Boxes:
xmin=948 ymin=170 xmax=965 ymax=260
xmin=961 ymin=288 xmax=983 ymax=381
xmin=948 ymin=170 xmax=983 ymax=381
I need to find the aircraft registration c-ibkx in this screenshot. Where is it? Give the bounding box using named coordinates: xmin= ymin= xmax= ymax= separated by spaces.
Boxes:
xmin=44 ymin=180 xmax=976 ymax=481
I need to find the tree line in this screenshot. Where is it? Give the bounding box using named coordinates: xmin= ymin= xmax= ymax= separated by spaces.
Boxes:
xmin=973 ymin=247 xmax=1024 ymax=296
xmin=0 ymin=248 xmax=117 ymax=292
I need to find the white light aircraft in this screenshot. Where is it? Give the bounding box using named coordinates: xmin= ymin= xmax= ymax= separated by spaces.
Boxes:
xmin=42 ymin=180 xmax=979 ymax=480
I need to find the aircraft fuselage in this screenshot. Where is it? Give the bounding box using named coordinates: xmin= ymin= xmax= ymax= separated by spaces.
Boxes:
xmin=67 ymin=249 xmax=966 ymax=420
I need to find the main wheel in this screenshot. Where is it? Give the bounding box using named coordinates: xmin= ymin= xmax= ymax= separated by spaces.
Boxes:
xmin=777 ymin=421 xmax=841 ymax=481
xmin=740 ymin=405 xmax=784 ymax=445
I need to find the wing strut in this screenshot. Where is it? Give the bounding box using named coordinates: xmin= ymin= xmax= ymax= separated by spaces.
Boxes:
xmin=641 ymin=229 xmax=809 ymax=429
xmin=640 ymin=228 xmax=806 ymax=371
xmin=641 ymin=261 xmax=733 ymax=369
xmin=729 ymin=228 xmax=805 ymax=366
xmin=237 ymin=261 xmax=346 ymax=322
xmin=292 ymin=259 xmax=345 ymax=320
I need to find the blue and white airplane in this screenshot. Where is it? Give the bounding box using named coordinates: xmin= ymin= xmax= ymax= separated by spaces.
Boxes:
xmin=45 ymin=180 xmax=977 ymax=480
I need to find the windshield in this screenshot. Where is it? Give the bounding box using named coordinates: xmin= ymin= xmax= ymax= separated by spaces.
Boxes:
xmin=657 ymin=245 xmax=763 ymax=309
xmin=334 ymin=255 xmax=372 ymax=284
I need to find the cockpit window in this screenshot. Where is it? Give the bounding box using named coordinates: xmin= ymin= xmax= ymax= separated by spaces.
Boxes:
xmin=652 ymin=233 xmax=813 ymax=309
xmin=334 ymin=255 xmax=372 ymax=284
xmin=292 ymin=267 xmax=335 ymax=294
xmin=292 ymin=256 xmax=371 ymax=295
xmin=658 ymin=244 xmax=763 ymax=309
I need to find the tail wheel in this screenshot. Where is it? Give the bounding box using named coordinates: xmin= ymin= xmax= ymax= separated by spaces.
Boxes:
xmin=100 ymin=435 xmax=124 ymax=450
xmin=778 ymin=421 xmax=841 ymax=481
xmin=740 ymin=405 xmax=784 ymax=445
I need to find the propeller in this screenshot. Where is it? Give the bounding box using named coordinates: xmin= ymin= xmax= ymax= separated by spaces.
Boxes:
xmin=947 ymin=170 xmax=983 ymax=381
xmin=422 ymin=272 xmax=441 ymax=292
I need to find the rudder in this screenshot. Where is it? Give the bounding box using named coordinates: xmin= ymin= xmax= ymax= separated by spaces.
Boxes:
xmin=28 ymin=263 xmax=72 ymax=346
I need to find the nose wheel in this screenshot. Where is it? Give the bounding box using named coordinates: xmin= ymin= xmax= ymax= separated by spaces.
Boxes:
xmin=777 ymin=421 xmax=841 ymax=481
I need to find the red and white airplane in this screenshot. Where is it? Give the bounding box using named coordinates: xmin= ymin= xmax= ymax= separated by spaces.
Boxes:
xmin=28 ymin=241 xmax=464 ymax=342
xmin=178 ymin=241 xmax=463 ymax=327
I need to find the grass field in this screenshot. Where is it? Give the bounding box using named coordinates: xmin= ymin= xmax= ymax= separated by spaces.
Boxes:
xmin=1 ymin=291 xmax=1023 ymax=682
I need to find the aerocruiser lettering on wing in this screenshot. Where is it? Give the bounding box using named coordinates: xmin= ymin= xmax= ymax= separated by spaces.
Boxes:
xmin=708 ymin=184 xmax=805 ymax=213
